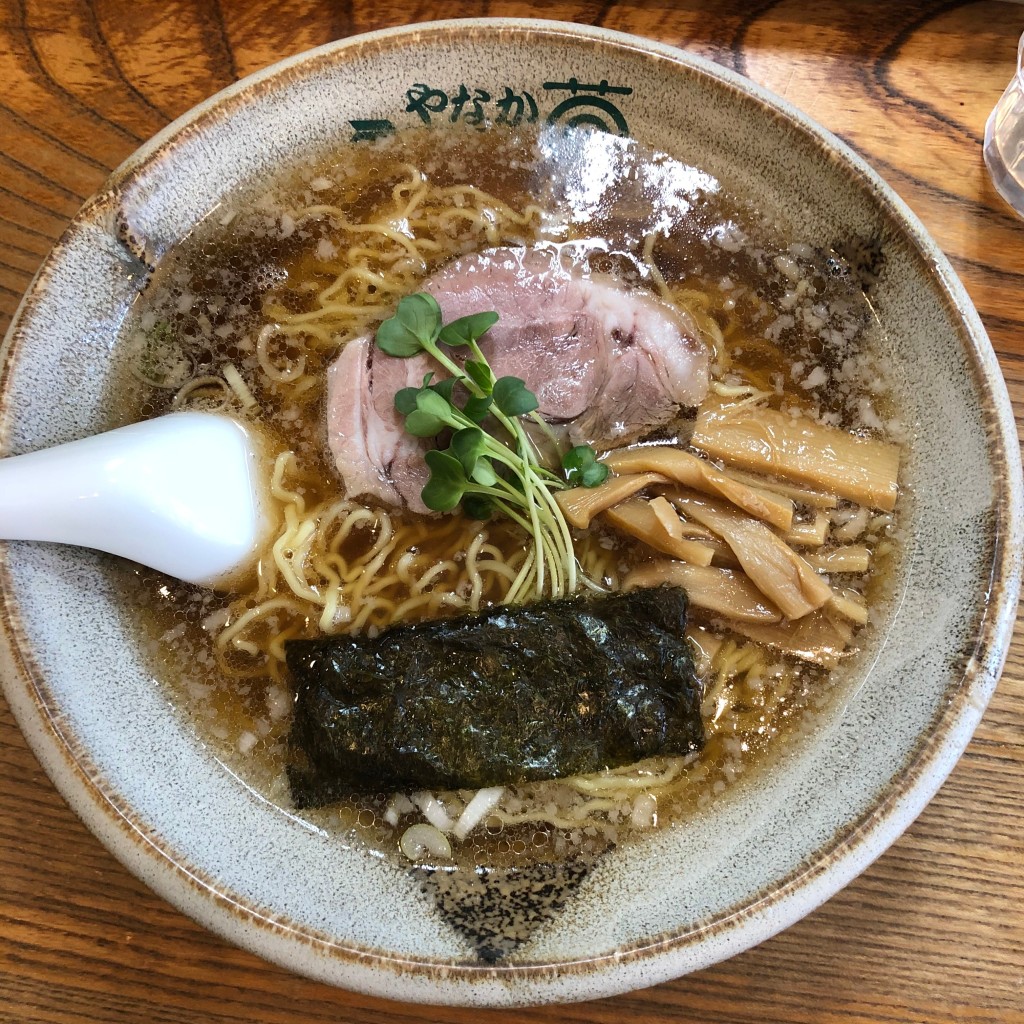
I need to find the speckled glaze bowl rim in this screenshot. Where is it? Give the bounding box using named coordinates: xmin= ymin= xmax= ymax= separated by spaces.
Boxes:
xmin=1 ymin=18 xmax=1021 ymax=1007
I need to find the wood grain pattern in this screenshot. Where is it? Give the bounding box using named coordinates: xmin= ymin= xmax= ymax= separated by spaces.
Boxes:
xmin=1 ymin=2 xmax=1022 ymax=1021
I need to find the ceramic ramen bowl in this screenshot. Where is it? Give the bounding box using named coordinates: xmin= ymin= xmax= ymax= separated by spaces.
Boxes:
xmin=0 ymin=19 xmax=1020 ymax=1007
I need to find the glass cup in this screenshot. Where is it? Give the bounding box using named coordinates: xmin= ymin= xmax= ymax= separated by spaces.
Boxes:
xmin=984 ymin=31 xmax=1024 ymax=217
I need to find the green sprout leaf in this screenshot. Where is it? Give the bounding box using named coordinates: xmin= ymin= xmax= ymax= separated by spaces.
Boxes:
xmin=470 ymin=460 xmax=498 ymax=487
xmin=404 ymin=410 xmax=447 ymax=437
xmin=450 ymin=427 xmax=488 ymax=478
xmin=402 ymin=385 xmax=453 ymax=436
xmin=439 ymin=311 xmax=499 ymax=348
xmin=493 ymin=376 xmax=539 ymax=417
xmin=430 ymin=376 xmax=458 ymax=404
xmin=399 ymin=384 xmax=457 ymax=436
xmin=421 ymin=449 xmax=467 ymax=513
xmin=448 ymin=429 xmax=500 ymax=488
xmin=464 ymin=358 xmax=494 ymax=394
xmin=394 ymin=387 xmax=420 ymax=415
xmin=415 ymin=388 xmax=452 ymax=420
xmin=376 ymin=293 xmax=442 ymax=356
xmin=376 ymin=317 xmax=425 ymax=357
xmin=396 ymin=293 xmax=442 ymax=341
xmin=462 ymin=394 xmax=493 ymax=424
xmin=562 ymin=444 xmax=609 ymax=488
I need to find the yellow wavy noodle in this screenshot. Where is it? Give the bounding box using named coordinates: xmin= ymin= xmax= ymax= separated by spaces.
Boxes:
xmin=214 ymin=453 xmax=536 ymax=683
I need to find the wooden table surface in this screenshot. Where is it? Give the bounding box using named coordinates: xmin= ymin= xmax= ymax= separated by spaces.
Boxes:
xmin=1 ymin=1 xmax=1023 ymax=1021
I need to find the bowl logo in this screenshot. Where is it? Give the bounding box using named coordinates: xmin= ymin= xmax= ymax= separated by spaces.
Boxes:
xmin=543 ymin=79 xmax=632 ymax=135
xmin=350 ymin=78 xmax=633 ymax=140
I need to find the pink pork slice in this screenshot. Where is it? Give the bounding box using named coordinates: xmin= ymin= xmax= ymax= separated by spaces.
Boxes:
xmin=326 ymin=246 xmax=710 ymax=512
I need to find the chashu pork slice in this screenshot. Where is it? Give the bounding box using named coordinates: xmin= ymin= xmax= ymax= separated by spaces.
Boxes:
xmin=325 ymin=335 xmax=434 ymax=510
xmin=326 ymin=246 xmax=709 ymax=512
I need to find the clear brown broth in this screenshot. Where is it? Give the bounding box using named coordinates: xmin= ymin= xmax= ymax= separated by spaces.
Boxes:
xmin=106 ymin=124 xmax=902 ymax=868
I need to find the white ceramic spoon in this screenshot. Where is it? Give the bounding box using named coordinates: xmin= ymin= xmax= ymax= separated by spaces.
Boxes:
xmin=0 ymin=411 xmax=273 ymax=588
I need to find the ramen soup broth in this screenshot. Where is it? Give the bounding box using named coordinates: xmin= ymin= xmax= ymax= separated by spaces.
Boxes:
xmin=107 ymin=124 xmax=905 ymax=867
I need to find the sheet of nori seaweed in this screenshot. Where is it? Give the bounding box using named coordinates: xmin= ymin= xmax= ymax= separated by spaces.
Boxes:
xmin=285 ymin=586 xmax=703 ymax=806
